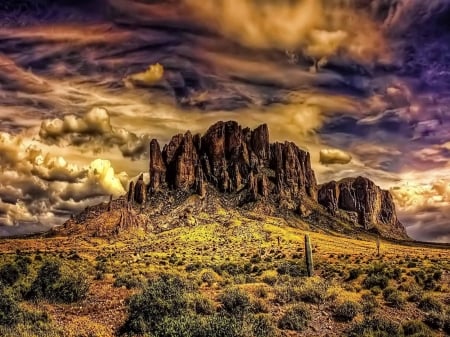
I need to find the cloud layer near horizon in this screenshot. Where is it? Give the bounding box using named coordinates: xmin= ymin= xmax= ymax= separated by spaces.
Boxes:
xmin=0 ymin=0 xmax=449 ymax=242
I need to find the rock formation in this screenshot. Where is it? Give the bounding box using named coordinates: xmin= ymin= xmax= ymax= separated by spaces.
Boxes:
xmin=121 ymin=120 xmax=408 ymax=240
xmin=318 ymin=177 xmax=407 ymax=239
xmin=144 ymin=121 xmax=317 ymax=211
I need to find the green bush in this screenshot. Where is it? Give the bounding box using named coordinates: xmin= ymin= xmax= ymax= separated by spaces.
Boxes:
xmin=298 ymin=280 xmax=329 ymax=304
xmin=383 ymin=288 xmax=405 ymax=308
xmin=363 ymin=274 xmax=389 ymax=290
xmin=418 ymin=296 xmax=443 ymax=313
xmin=219 ymin=287 xmax=251 ymax=317
xmin=120 ymin=275 xmax=189 ymax=335
xmin=14 ymin=255 xmax=32 ymax=275
xmin=251 ymin=314 xmax=276 ymax=337
xmin=26 ymin=261 xmax=61 ymax=300
xmin=361 ymin=293 xmax=379 ymax=315
xmin=26 ymin=260 xmax=88 ymax=303
xmin=191 ymin=294 xmax=215 ymax=315
xmin=333 ymin=301 xmax=360 ymax=322
xmin=424 ymin=311 xmax=446 ymax=330
xmin=347 ymin=268 xmax=362 ymax=281
xmin=0 ymin=291 xmax=20 ymax=326
xmin=347 ymin=316 xmax=403 ymax=337
xmin=0 ymin=264 xmax=20 ymax=286
xmin=274 ymin=285 xmax=302 ymax=304
xmin=52 ymin=274 xmax=89 ymax=303
xmin=276 ymin=261 xmax=306 ymax=277
xmin=402 ymin=320 xmax=433 ymax=336
xmin=113 ymin=274 xmax=142 ymax=289
xmin=278 ymin=304 xmax=311 ymax=332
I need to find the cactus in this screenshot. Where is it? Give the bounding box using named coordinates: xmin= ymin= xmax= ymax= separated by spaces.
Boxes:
xmin=376 ymin=236 xmax=381 ymax=256
xmin=305 ymin=234 xmax=314 ymax=277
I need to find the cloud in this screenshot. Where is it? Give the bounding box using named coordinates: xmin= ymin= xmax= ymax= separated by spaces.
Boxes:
xmin=319 ymin=149 xmax=352 ymax=165
xmin=39 ymin=107 xmax=151 ymax=160
xmin=179 ymin=0 xmax=388 ymax=62
xmin=0 ymin=130 xmax=129 ymax=235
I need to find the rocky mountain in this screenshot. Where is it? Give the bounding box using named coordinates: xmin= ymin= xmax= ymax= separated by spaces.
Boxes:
xmin=55 ymin=121 xmax=408 ymax=240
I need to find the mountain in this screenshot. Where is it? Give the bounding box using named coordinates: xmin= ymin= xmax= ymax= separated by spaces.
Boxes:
xmin=53 ymin=121 xmax=408 ymax=240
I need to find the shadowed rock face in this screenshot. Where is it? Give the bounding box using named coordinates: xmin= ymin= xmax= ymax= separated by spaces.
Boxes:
xmin=128 ymin=120 xmax=407 ymax=240
xmin=145 ymin=121 xmax=318 ymax=208
xmin=318 ymin=177 xmax=408 ymax=239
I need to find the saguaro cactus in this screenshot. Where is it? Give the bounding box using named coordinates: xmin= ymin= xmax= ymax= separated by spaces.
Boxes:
xmin=376 ymin=236 xmax=381 ymax=256
xmin=305 ymin=234 xmax=314 ymax=277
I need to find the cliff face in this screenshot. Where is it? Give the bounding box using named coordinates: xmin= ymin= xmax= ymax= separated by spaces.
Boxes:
xmin=122 ymin=120 xmax=408 ymax=240
xmin=318 ymin=177 xmax=407 ymax=239
xmin=144 ymin=121 xmax=317 ymax=212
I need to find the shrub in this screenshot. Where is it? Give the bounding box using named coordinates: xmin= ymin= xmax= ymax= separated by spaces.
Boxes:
xmin=383 ymin=288 xmax=405 ymax=308
xmin=251 ymin=298 xmax=269 ymax=314
xmin=274 ymin=285 xmax=302 ymax=304
xmin=113 ymin=274 xmax=142 ymax=289
xmin=276 ymin=261 xmax=306 ymax=277
xmin=361 ymin=293 xmax=378 ymax=315
xmin=251 ymin=314 xmax=276 ymax=337
xmin=334 ymin=301 xmax=360 ymax=322
xmin=26 ymin=261 xmax=89 ymax=303
xmin=14 ymin=255 xmax=32 ymax=275
xmin=52 ymin=274 xmax=89 ymax=303
xmin=402 ymin=320 xmax=432 ymax=336
xmin=204 ymin=314 xmax=241 ymax=337
xmin=120 ymin=275 xmax=189 ymax=335
xmin=278 ymin=304 xmax=311 ymax=332
xmin=298 ymin=279 xmax=329 ymax=304
xmin=26 ymin=261 xmax=61 ymax=300
xmin=363 ymin=274 xmax=389 ymax=290
xmin=0 ymin=264 xmax=20 ymax=286
xmin=347 ymin=316 xmax=403 ymax=337
xmin=0 ymin=291 xmax=20 ymax=326
xmin=191 ymin=294 xmax=215 ymax=315
xmin=220 ymin=287 xmax=251 ymax=317
xmin=424 ymin=311 xmax=446 ymax=330
xmin=347 ymin=268 xmax=362 ymax=281
xmin=418 ymin=296 xmax=443 ymax=313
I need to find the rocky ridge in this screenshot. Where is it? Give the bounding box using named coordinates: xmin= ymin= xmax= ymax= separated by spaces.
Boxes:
xmin=58 ymin=121 xmax=408 ymax=240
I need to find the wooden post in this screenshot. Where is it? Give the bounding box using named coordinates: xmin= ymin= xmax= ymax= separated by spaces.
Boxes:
xmin=305 ymin=234 xmax=314 ymax=277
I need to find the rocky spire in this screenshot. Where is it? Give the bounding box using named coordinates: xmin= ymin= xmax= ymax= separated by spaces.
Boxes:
xmin=149 ymin=139 xmax=166 ymax=193
xmin=134 ymin=174 xmax=146 ymax=204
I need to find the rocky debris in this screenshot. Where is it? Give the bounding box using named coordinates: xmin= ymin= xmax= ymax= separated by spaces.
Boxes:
xmin=318 ymin=176 xmax=408 ymax=239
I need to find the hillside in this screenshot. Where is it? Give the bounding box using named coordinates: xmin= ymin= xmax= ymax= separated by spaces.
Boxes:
xmin=53 ymin=120 xmax=408 ymax=240
xmin=0 ymin=212 xmax=449 ymax=337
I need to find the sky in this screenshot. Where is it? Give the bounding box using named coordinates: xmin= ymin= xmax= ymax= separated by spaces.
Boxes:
xmin=0 ymin=0 xmax=449 ymax=242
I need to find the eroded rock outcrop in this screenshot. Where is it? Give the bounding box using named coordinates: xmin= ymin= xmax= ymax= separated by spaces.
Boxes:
xmin=318 ymin=177 xmax=408 ymax=239
xmin=123 ymin=121 xmax=407 ymax=239
xmin=143 ymin=121 xmax=318 ymax=210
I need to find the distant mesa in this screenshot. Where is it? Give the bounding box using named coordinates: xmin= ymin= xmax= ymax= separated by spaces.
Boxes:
xmin=56 ymin=121 xmax=408 ymax=240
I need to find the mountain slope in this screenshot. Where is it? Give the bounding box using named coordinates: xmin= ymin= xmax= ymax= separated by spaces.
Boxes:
xmin=53 ymin=121 xmax=408 ymax=240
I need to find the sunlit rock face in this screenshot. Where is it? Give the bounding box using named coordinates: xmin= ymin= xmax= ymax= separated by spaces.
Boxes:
xmin=319 ymin=177 xmax=408 ymax=239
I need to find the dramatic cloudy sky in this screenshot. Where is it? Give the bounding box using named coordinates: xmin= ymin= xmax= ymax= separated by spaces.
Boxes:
xmin=0 ymin=0 xmax=449 ymax=242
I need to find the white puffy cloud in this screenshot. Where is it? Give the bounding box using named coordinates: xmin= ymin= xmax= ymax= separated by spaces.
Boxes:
xmin=39 ymin=107 xmax=151 ymax=160
xmin=0 ymin=130 xmax=129 ymax=235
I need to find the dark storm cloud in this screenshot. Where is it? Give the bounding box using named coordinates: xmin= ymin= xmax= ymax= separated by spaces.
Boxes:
xmin=0 ymin=0 xmax=449 ymax=241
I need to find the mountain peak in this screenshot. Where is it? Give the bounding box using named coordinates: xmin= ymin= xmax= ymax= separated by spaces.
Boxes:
xmin=56 ymin=121 xmax=408 ymax=240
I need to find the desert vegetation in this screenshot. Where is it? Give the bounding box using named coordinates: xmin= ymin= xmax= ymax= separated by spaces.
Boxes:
xmin=0 ymin=217 xmax=448 ymax=336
